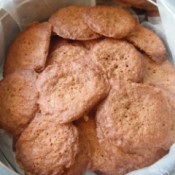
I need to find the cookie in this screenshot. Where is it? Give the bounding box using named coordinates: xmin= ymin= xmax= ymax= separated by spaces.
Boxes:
xmin=48 ymin=42 xmax=87 ymax=65
xmin=4 ymin=22 xmax=51 ymax=75
xmin=127 ymin=25 xmax=167 ymax=63
xmin=95 ymin=82 xmax=172 ymax=174
xmin=49 ymin=6 xmax=101 ymax=40
xmin=96 ymin=82 xmax=173 ymax=151
xmin=84 ymin=6 xmax=137 ymax=38
xmin=90 ymin=39 xmax=143 ymax=83
xmin=143 ymin=55 xmax=175 ymax=142
xmin=0 ymin=70 xmax=38 ymax=135
xmin=16 ymin=113 xmax=79 ymax=175
xmin=36 ymin=58 xmax=110 ymax=124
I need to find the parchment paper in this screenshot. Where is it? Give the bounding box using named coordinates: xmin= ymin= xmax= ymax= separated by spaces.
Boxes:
xmin=0 ymin=0 xmax=175 ymax=175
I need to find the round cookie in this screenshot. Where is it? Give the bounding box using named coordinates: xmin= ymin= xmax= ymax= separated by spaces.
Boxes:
xmin=4 ymin=22 xmax=51 ymax=76
xmin=84 ymin=6 xmax=137 ymax=38
xmin=90 ymin=39 xmax=143 ymax=83
xmin=143 ymin=55 xmax=175 ymax=143
xmin=96 ymin=82 xmax=173 ymax=151
xmin=48 ymin=42 xmax=87 ymax=65
xmin=16 ymin=113 xmax=79 ymax=175
xmin=126 ymin=25 xmax=167 ymax=63
xmin=0 ymin=70 xmax=38 ymax=135
xmin=36 ymin=58 xmax=110 ymax=124
xmin=49 ymin=6 xmax=101 ymax=40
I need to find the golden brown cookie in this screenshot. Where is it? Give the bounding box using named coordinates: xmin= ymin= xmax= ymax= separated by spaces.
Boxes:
xmin=143 ymin=55 xmax=175 ymax=142
xmin=48 ymin=42 xmax=87 ymax=65
xmin=49 ymin=6 xmax=101 ymax=40
xmin=16 ymin=113 xmax=79 ymax=175
xmin=4 ymin=22 xmax=51 ymax=76
xmin=96 ymin=82 xmax=173 ymax=152
xmin=84 ymin=6 xmax=137 ymax=38
xmin=95 ymin=82 xmax=171 ymax=174
xmin=127 ymin=25 xmax=167 ymax=63
xmin=36 ymin=58 xmax=110 ymax=124
xmin=90 ymin=39 xmax=143 ymax=84
xmin=0 ymin=70 xmax=38 ymax=135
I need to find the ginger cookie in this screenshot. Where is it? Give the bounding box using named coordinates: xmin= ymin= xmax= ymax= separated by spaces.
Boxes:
xmin=36 ymin=58 xmax=110 ymax=123
xmin=127 ymin=25 xmax=167 ymax=63
xmin=0 ymin=70 xmax=38 ymax=135
xmin=16 ymin=113 xmax=79 ymax=175
xmin=143 ymin=55 xmax=175 ymax=143
xmin=84 ymin=6 xmax=137 ymax=38
xmin=95 ymin=82 xmax=171 ymax=174
xmin=90 ymin=39 xmax=143 ymax=83
xmin=4 ymin=22 xmax=51 ymax=75
xmin=49 ymin=6 xmax=101 ymax=40
xmin=96 ymin=82 xmax=173 ymax=151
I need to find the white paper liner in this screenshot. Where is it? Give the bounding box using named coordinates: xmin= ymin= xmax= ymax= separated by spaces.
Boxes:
xmin=0 ymin=0 xmax=175 ymax=175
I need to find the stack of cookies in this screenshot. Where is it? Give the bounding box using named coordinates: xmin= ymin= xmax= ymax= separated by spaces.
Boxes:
xmin=0 ymin=5 xmax=175 ymax=175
